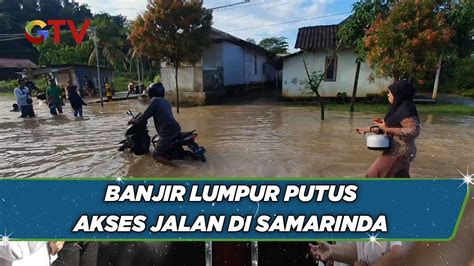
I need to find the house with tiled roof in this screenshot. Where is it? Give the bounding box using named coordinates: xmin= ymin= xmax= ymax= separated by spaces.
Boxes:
xmin=281 ymin=24 xmax=390 ymax=99
xmin=160 ymin=27 xmax=277 ymax=105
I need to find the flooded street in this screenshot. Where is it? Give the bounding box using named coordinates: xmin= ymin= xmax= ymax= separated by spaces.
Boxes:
xmin=0 ymin=95 xmax=473 ymax=265
xmin=0 ymin=96 xmax=472 ymax=178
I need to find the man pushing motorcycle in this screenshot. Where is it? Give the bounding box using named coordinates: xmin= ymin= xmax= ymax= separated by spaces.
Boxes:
xmin=128 ymin=83 xmax=181 ymax=166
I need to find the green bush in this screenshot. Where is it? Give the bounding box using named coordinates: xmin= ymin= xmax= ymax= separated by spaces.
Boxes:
xmin=453 ymin=57 xmax=474 ymax=91
xmin=439 ymin=82 xmax=458 ymax=94
xmin=33 ymin=78 xmax=48 ymax=93
xmin=336 ymin=92 xmax=348 ymax=104
xmin=365 ymin=92 xmax=388 ymax=104
xmin=0 ymin=80 xmax=17 ymax=94
xmin=114 ymin=71 xmax=138 ymax=81
xmin=461 ymin=88 xmax=474 ymax=98
xmin=439 ymin=57 xmax=474 ymax=95
xmin=0 ymin=78 xmax=49 ymax=95
xmin=113 ymin=74 xmax=154 ymax=92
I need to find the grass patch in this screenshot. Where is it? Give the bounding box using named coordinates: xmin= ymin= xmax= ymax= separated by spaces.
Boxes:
xmin=412 ymin=104 xmax=473 ymax=116
xmin=113 ymin=76 xmax=132 ymax=92
xmin=0 ymin=80 xmax=17 ymax=94
xmin=0 ymin=78 xmax=48 ymax=94
xmin=460 ymin=89 xmax=474 ymax=98
xmin=113 ymin=76 xmax=154 ymax=92
xmin=325 ymin=102 xmax=474 ymax=116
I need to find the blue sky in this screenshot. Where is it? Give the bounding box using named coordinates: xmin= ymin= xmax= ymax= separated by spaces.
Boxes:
xmin=77 ymin=0 xmax=357 ymax=52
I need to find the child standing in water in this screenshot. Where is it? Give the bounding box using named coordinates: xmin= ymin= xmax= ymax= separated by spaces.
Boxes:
xmin=68 ymin=86 xmax=87 ymax=117
xmin=355 ymin=80 xmax=420 ymax=178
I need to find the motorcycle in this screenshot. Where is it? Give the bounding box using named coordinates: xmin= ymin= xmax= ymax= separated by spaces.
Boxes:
xmin=119 ymin=110 xmax=207 ymax=162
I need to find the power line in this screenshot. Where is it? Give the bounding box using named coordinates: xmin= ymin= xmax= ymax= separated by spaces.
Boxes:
xmin=0 ymin=30 xmax=82 ymax=42
xmin=0 ymin=37 xmax=26 ymax=42
xmin=218 ymin=1 xmax=292 ymax=23
xmin=208 ymin=0 xmax=250 ymax=10
xmin=0 ymin=33 xmax=25 ymax=36
xmin=226 ymin=11 xmax=351 ymax=32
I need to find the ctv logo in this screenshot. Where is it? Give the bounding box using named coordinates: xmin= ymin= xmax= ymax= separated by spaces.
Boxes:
xmin=24 ymin=19 xmax=91 ymax=45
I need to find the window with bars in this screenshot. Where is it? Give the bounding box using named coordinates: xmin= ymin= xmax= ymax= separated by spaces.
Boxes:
xmin=324 ymin=56 xmax=338 ymax=81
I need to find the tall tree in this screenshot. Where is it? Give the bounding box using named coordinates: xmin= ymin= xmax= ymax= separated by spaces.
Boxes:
xmin=246 ymin=38 xmax=256 ymax=44
xmin=0 ymin=0 xmax=21 ymax=14
xmin=258 ymin=36 xmax=289 ymax=55
xmin=447 ymin=0 xmax=474 ymax=58
xmin=36 ymin=32 xmax=93 ymax=65
xmin=364 ymin=0 xmax=455 ymax=84
xmin=338 ymin=0 xmax=393 ymax=112
xmin=21 ymin=0 xmax=39 ymax=15
xmin=129 ymin=0 xmax=213 ymax=113
xmin=38 ymin=0 xmax=62 ymax=20
xmin=0 ymin=13 xmax=13 ymax=29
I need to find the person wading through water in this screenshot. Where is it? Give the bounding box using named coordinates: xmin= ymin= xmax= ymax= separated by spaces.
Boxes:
xmin=128 ymin=83 xmax=181 ymax=166
xmin=355 ymin=80 xmax=420 ymax=178
xmin=14 ymin=78 xmax=35 ymax=118
xmin=46 ymin=79 xmax=63 ymax=115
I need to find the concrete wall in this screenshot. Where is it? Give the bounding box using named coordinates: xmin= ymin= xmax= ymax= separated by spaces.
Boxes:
xmin=243 ymin=48 xmax=268 ymax=84
xmin=161 ymin=65 xmax=203 ymax=93
xmin=160 ymin=64 xmax=209 ymax=106
xmin=222 ymin=42 xmax=244 ymax=86
xmin=202 ymin=43 xmax=223 ymax=68
xmin=282 ymin=49 xmax=391 ymax=98
xmin=160 ymin=40 xmax=272 ymax=105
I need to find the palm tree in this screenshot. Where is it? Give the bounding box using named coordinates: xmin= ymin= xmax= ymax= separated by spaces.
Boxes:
xmin=86 ymin=14 xmax=128 ymax=69
xmin=0 ymin=13 xmax=13 ymax=30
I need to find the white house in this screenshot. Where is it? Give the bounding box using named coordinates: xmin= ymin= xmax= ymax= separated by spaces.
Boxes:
xmin=161 ymin=28 xmax=276 ymax=105
xmin=282 ymin=24 xmax=391 ymax=99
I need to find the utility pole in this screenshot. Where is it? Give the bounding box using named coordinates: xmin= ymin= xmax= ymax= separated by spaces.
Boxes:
xmin=87 ymin=27 xmax=104 ymax=108
xmin=92 ymin=27 xmax=103 ymax=108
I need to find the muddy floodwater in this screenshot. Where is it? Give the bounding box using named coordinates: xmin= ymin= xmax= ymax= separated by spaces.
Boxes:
xmin=0 ymin=95 xmax=473 ymax=265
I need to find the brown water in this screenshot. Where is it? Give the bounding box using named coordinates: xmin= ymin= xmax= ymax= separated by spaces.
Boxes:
xmin=0 ymin=96 xmax=473 ymax=265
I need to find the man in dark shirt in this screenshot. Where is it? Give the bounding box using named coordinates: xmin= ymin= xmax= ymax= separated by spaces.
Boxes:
xmin=129 ymin=83 xmax=181 ymax=166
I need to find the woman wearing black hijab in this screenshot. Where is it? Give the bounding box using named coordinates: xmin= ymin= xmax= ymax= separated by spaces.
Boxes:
xmin=355 ymin=80 xmax=420 ymax=178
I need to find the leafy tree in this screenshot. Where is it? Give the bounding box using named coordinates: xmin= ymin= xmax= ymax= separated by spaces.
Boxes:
xmin=86 ymin=14 xmax=128 ymax=69
xmin=303 ymin=43 xmax=341 ymax=121
xmin=39 ymin=0 xmax=62 ymax=20
xmin=0 ymin=13 xmax=13 ymax=29
xmin=36 ymin=33 xmax=93 ymax=65
xmin=447 ymin=0 xmax=474 ymax=58
xmin=452 ymin=57 xmax=474 ymax=91
xmin=0 ymin=0 xmax=93 ymax=32
xmin=0 ymin=0 xmax=21 ymax=15
xmin=258 ymin=36 xmax=288 ymax=55
xmin=364 ymin=0 xmax=455 ymax=84
xmin=21 ymin=0 xmax=39 ymax=17
xmin=129 ymin=0 xmax=213 ymax=113
xmin=338 ymin=0 xmax=393 ymax=112
xmin=246 ymin=38 xmax=256 ymax=44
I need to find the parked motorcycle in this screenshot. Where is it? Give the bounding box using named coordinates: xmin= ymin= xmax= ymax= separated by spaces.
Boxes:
xmin=118 ymin=110 xmax=151 ymax=155
xmin=119 ymin=110 xmax=207 ymax=162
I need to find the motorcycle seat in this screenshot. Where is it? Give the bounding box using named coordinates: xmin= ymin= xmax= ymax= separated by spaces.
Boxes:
xmin=179 ymin=130 xmax=196 ymax=138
